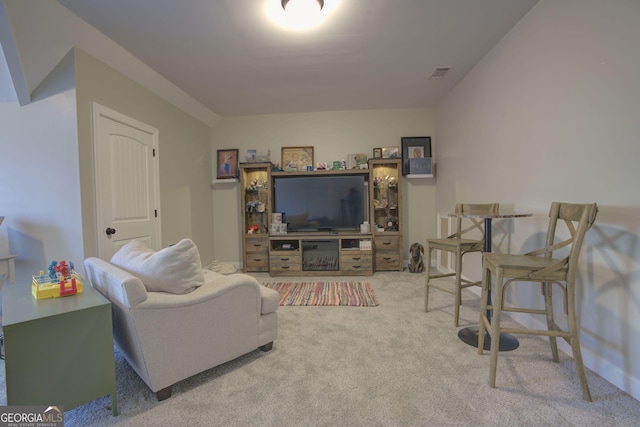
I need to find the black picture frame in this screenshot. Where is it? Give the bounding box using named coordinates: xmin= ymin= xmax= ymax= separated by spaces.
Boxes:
xmin=401 ymin=136 xmax=431 ymax=176
xmin=217 ymin=148 xmax=239 ymax=179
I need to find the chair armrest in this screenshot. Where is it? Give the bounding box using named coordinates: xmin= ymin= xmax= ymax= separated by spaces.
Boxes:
xmin=260 ymin=285 xmax=280 ymax=314
xmin=84 ymin=257 xmax=148 ymax=307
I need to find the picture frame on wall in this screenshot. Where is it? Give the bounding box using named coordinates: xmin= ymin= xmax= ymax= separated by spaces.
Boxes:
xmin=347 ymin=153 xmax=368 ymax=169
xmin=217 ymin=148 xmax=239 ymax=179
xmin=382 ymin=146 xmax=399 ymax=159
xmin=246 ymin=149 xmax=257 ymax=162
xmin=281 ymin=146 xmax=314 ymax=171
xmin=401 ymin=136 xmax=432 ymax=175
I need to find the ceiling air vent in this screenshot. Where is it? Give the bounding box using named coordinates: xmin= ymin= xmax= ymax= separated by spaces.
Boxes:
xmin=428 ymin=67 xmax=452 ymax=80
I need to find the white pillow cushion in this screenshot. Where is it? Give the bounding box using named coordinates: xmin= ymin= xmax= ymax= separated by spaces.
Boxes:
xmin=110 ymin=239 xmax=204 ymax=294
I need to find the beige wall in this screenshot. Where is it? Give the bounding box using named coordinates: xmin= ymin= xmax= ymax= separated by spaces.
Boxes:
xmin=436 ymin=0 xmax=640 ymax=399
xmin=74 ymin=48 xmax=215 ymax=263
xmin=210 ymin=109 xmax=436 ymax=265
xmin=0 ymin=56 xmax=81 ymax=284
xmin=0 ymin=47 xmax=216 ymax=283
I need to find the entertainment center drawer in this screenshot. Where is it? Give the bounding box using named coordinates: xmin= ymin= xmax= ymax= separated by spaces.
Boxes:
xmin=340 ymin=254 xmax=373 ymax=273
xmin=375 ymin=253 xmax=400 ymax=270
xmin=243 ymin=237 xmax=269 ymax=272
xmin=374 ymin=235 xmax=400 ymax=250
xmin=245 ymin=255 xmax=269 ymax=269
xmin=340 ymin=252 xmax=372 ymax=263
xmin=269 ymin=254 xmax=301 ymax=273
xmin=246 ymin=237 xmax=269 ymax=252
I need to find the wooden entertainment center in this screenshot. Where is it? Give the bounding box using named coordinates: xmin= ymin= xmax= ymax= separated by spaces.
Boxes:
xmin=269 ymin=233 xmax=373 ymax=276
xmin=240 ymin=159 xmax=402 ymax=276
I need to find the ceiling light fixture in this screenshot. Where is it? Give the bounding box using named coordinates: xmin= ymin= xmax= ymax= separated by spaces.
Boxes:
xmin=281 ymin=0 xmax=324 ymax=12
xmin=275 ymin=0 xmax=326 ymax=31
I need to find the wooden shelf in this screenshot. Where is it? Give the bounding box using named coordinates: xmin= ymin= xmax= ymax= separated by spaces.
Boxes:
xmin=211 ymin=178 xmax=239 ymax=187
xmin=405 ymin=174 xmax=434 ymax=179
xmin=271 ymin=168 xmax=369 ymax=177
xmin=239 ymin=159 xmax=404 ymax=274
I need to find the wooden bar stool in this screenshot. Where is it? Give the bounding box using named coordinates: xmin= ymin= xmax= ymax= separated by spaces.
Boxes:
xmin=425 ymin=203 xmax=499 ymax=326
xmin=478 ymin=202 xmax=598 ymax=401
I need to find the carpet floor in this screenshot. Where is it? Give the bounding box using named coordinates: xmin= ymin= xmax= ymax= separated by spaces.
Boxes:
xmin=2 ymin=271 xmax=639 ymax=426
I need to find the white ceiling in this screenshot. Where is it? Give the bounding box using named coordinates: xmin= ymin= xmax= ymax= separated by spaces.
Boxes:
xmin=3 ymin=0 xmax=539 ymax=117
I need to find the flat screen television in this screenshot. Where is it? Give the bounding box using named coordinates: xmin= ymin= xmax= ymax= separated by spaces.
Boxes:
xmin=273 ymin=175 xmax=368 ymax=232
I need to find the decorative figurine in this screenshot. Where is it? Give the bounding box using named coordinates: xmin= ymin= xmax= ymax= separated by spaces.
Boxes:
xmin=48 ymin=260 xmax=58 ymax=280
xmin=408 ymin=243 xmax=425 ymax=273
xmin=54 ymin=260 xmax=70 ymax=279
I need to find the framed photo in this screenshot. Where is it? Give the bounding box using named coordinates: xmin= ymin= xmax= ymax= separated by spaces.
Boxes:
xmin=401 ymin=136 xmax=432 ymax=175
xmin=373 ymin=148 xmax=382 ymax=158
xmin=217 ymin=148 xmax=239 ymax=179
xmin=246 ymin=149 xmax=257 ymax=162
xmin=347 ymin=153 xmax=368 ymax=169
xmin=382 ymin=146 xmax=399 ymax=159
xmin=281 ymin=146 xmax=314 ymax=171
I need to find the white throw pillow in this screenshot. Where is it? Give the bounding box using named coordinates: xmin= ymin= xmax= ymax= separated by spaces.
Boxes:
xmin=110 ymin=239 xmax=204 ymax=294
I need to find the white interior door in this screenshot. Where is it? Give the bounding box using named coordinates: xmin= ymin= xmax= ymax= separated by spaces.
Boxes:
xmin=93 ymin=103 xmax=161 ymax=260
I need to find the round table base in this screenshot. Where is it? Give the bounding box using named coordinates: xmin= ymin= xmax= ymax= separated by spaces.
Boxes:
xmin=458 ymin=326 xmax=519 ymax=352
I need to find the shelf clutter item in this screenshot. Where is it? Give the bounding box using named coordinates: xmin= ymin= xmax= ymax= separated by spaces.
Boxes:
xmin=207 ymin=260 xmax=237 ymax=275
xmin=32 ymin=270 xmax=83 ymax=299
xmin=32 ymin=260 xmax=83 ymax=299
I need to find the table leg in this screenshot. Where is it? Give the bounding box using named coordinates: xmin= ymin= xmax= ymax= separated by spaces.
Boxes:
xmin=457 ymin=217 xmax=519 ymax=351
xmin=112 ymin=392 xmax=118 ymax=416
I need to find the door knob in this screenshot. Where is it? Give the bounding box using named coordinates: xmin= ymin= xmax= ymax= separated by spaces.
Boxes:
xmin=105 ymin=227 xmax=116 ymax=236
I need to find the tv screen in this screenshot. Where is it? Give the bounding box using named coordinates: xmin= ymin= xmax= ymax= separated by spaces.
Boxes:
xmin=274 ymin=175 xmax=367 ymax=232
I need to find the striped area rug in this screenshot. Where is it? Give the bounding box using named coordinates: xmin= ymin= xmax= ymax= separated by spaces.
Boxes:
xmin=262 ymin=281 xmax=379 ymax=307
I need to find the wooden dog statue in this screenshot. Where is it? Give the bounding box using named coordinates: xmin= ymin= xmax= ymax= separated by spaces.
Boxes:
xmin=408 ymin=242 xmax=425 ymax=273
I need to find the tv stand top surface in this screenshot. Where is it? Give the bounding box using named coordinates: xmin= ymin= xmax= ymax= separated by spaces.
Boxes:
xmin=269 ymin=231 xmax=372 ymax=239
xmin=271 ymin=168 xmax=369 ymax=177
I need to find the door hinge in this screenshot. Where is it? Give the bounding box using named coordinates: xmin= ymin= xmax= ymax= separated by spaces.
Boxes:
xmin=155 ymin=209 xmax=158 ymax=218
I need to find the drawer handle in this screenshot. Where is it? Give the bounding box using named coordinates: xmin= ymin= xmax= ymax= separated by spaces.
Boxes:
xmin=252 ymin=243 xmax=262 ymax=247
xmin=253 ymin=258 xmax=262 ymax=262
xmin=280 ymin=257 xmax=290 ymax=261
xmin=282 ymin=266 xmax=290 ymax=269
xmin=383 ymin=257 xmax=392 ymax=261
xmin=351 ymin=257 xmax=362 ymax=261
xmin=382 ymin=241 xmax=391 ymax=245
xmin=353 ymin=265 xmax=361 ymax=269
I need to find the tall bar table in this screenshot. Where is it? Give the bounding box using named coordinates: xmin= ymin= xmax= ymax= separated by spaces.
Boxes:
xmin=449 ymin=211 xmax=532 ymax=351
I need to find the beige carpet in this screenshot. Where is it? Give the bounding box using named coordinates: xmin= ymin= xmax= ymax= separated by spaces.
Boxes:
xmin=2 ymin=271 xmax=639 ymax=426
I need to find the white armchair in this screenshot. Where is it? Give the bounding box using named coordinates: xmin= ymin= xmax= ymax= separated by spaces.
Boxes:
xmin=84 ymin=254 xmax=279 ymax=400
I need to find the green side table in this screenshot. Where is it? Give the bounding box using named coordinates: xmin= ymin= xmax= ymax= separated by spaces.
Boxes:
xmin=2 ymin=282 xmax=117 ymax=415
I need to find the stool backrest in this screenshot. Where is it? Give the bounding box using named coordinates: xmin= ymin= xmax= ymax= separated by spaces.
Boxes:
xmin=449 ymin=203 xmax=500 ymax=251
xmin=528 ymin=202 xmax=598 ymax=282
